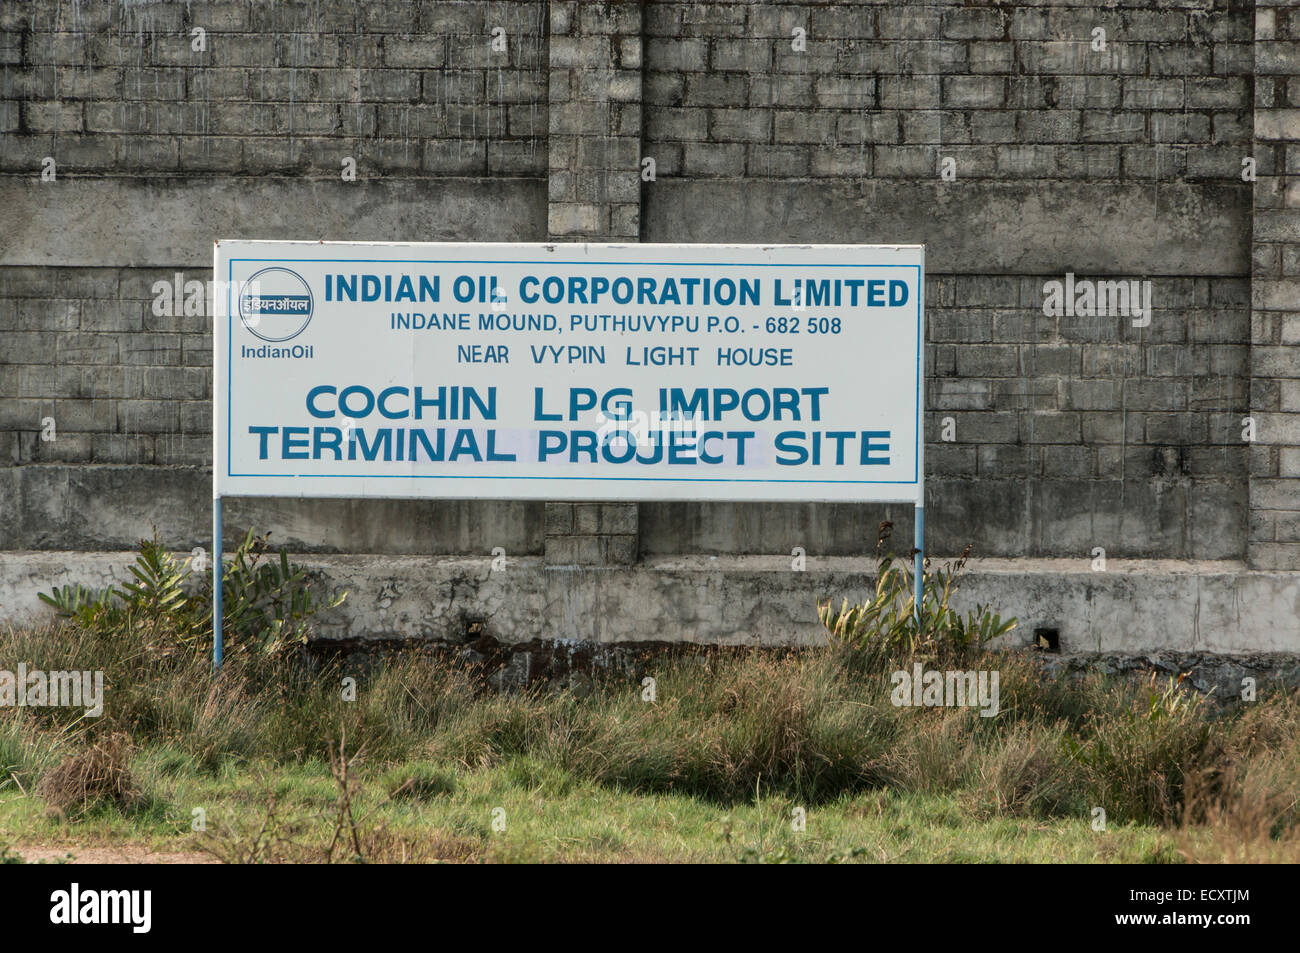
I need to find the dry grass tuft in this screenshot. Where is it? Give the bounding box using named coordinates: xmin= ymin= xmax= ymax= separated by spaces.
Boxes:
xmin=36 ymin=734 xmax=144 ymax=818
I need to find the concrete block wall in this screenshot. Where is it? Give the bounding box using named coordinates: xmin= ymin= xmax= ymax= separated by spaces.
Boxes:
xmin=1 ymin=0 xmax=1297 ymax=652
xmin=0 ymin=0 xmax=551 ymax=555
xmin=639 ymin=0 xmax=1255 ymax=560
xmin=0 ymin=0 xmax=548 ymax=178
xmin=1249 ymin=0 xmax=1300 ymax=569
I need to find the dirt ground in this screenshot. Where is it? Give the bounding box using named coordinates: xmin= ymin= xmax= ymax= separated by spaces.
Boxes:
xmin=10 ymin=845 xmax=216 ymax=864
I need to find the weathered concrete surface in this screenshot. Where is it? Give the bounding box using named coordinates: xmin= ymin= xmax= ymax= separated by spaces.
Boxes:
xmin=961 ymin=557 xmax=1300 ymax=654
xmin=0 ymin=178 xmax=548 ymax=268
xmin=644 ymin=475 xmax=1247 ymax=560
xmin=643 ymin=181 xmax=1251 ymax=276
xmin=0 ymin=465 xmax=1246 ymax=562
xmin=3 ymin=552 xmax=1297 ymax=655
xmin=0 ymin=466 xmax=542 ymax=554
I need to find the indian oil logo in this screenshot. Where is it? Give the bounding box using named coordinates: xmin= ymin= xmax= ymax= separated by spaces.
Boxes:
xmin=238 ymin=267 xmax=314 ymax=342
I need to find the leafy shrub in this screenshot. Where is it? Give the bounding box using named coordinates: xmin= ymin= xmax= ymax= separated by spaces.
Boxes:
xmin=209 ymin=530 xmax=347 ymax=656
xmin=37 ymin=584 xmax=118 ymax=628
xmin=819 ymin=523 xmax=1016 ymax=668
xmin=38 ymin=530 xmax=346 ymax=657
xmin=122 ymin=536 xmax=203 ymax=644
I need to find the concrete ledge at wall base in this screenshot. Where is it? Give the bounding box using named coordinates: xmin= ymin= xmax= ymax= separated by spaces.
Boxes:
xmin=1 ymin=552 xmax=1297 ymax=655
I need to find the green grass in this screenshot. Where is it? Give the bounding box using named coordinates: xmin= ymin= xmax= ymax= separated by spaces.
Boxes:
xmin=1 ymin=751 xmax=1196 ymax=864
xmin=2 ymin=617 xmax=1299 ymax=863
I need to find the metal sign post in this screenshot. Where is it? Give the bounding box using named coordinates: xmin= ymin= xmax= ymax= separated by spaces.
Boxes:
xmin=913 ymin=505 xmax=924 ymax=624
xmin=913 ymin=247 xmax=926 ymax=624
xmin=213 ymin=496 xmax=223 ymax=669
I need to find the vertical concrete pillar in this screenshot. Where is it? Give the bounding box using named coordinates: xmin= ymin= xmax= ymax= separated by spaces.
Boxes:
xmin=546 ymin=0 xmax=643 ymax=242
xmin=1248 ymin=0 xmax=1300 ymax=569
xmin=543 ymin=0 xmax=643 ymax=566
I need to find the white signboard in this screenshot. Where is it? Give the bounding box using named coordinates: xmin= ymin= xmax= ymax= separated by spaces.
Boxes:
xmin=213 ymin=241 xmax=924 ymax=503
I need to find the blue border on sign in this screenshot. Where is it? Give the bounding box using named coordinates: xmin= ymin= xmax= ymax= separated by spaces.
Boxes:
xmin=223 ymin=257 xmax=923 ymax=487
